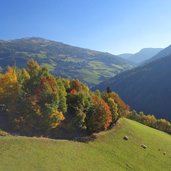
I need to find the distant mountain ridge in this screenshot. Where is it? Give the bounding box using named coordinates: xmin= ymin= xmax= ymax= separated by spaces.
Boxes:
xmin=94 ymin=47 xmax=171 ymax=121
xmin=0 ymin=37 xmax=134 ymax=87
xmin=118 ymin=53 xmax=133 ymax=59
xmin=145 ymin=45 xmax=171 ymax=64
xmin=119 ymin=48 xmax=163 ymax=64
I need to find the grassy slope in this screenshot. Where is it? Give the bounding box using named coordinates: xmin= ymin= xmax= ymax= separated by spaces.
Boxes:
xmin=0 ymin=119 xmax=171 ymax=171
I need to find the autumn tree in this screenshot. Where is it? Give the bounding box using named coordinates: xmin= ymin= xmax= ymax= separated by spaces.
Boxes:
xmin=0 ymin=67 xmax=19 ymax=104
xmin=129 ymin=111 xmax=171 ymax=134
xmin=155 ymin=119 xmax=171 ymax=133
xmin=106 ymin=92 xmax=130 ymax=121
xmin=0 ymin=67 xmax=19 ymax=127
xmin=13 ymin=60 xmax=65 ymax=134
xmin=101 ymin=92 xmax=119 ymax=123
xmin=86 ymin=95 xmax=112 ymax=133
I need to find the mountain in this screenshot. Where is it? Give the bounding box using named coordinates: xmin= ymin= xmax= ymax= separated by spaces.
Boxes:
xmin=146 ymin=45 xmax=171 ymax=63
xmin=93 ymin=54 xmax=171 ymax=121
xmin=118 ymin=53 xmax=133 ymax=59
xmin=119 ymin=48 xmax=163 ymax=64
xmin=0 ymin=118 xmax=170 ymax=171
xmin=0 ymin=37 xmax=133 ymax=87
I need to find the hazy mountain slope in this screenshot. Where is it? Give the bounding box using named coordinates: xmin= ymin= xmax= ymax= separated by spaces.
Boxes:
xmin=0 ymin=118 xmax=170 ymax=171
xmin=123 ymin=48 xmax=162 ymax=64
xmin=94 ymin=55 xmax=171 ymax=121
xmin=0 ymin=37 xmax=133 ymax=87
xmin=146 ymin=45 xmax=171 ymax=63
xmin=118 ymin=53 xmax=133 ymax=59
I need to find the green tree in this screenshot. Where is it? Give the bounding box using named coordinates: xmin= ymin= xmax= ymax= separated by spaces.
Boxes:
xmin=67 ymin=91 xmax=91 ymax=130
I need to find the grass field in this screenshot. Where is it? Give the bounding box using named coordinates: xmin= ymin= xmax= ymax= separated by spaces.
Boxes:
xmin=0 ymin=118 xmax=170 ymax=171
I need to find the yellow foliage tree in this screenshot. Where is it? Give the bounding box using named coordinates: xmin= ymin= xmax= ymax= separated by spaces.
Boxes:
xmin=0 ymin=67 xmax=18 ymax=105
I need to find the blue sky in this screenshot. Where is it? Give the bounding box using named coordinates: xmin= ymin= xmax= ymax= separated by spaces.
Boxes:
xmin=1 ymin=0 xmax=171 ymax=54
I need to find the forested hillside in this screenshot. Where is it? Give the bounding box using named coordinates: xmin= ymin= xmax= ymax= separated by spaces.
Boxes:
xmin=94 ymin=54 xmax=171 ymax=121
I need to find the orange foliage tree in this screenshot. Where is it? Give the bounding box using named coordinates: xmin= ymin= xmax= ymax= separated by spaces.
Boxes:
xmin=86 ymin=95 xmax=112 ymax=133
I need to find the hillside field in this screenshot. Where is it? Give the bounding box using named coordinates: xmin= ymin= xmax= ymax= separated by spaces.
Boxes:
xmin=0 ymin=118 xmax=170 ymax=171
xmin=0 ymin=38 xmax=133 ymax=87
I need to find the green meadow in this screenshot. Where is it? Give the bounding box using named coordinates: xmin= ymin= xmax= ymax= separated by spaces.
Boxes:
xmin=0 ymin=118 xmax=170 ymax=171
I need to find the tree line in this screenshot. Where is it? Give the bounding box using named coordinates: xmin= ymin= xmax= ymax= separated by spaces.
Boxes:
xmin=129 ymin=111 xmax=171 ymax=134
xmin=0 ymin=59 xmax=170 ymax=137
xmin=0 ymin=60 xmax=129 ymax=136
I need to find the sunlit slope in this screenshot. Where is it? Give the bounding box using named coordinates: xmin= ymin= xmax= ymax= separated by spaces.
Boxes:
xmin=0 ymin=38 xmax=133 ymax=87
xmin=0 ymin=118 xmax=170 ymax=171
